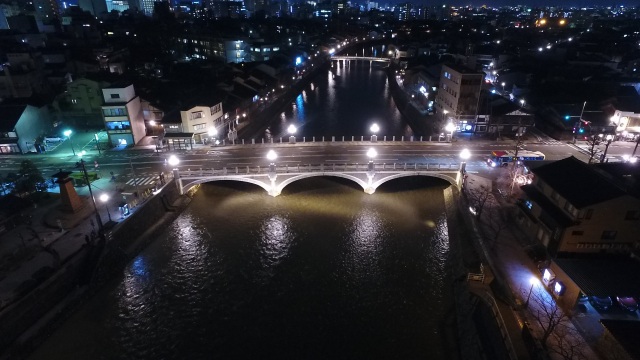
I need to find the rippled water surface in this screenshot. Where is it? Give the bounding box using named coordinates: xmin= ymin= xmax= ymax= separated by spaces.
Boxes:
xmin=30 ymin=177 xmax=455 ymax=359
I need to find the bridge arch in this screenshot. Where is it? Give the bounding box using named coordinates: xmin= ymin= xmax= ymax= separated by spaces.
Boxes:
xmin=276 ymin=173 xmax=368 ymax=195
xmin=182 ymin=177 xmax=272 ymax=194
xmin=370 ymin=172 xmax=458 ymax=193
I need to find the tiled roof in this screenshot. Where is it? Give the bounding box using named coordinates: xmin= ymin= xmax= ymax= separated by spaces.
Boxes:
xmin=520 ymin=184 xmax=576 ymax=228
xmin=530 ymin=156 xmax=627 ymax=208
xmin=554 ymin=257 xmax=640 ymax=297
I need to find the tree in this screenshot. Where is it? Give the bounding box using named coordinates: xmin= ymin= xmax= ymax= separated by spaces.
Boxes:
xmin=15 ymin=160 xmax=46 ymax=194
xmin=585 ymin=135 xmax=601 ymax=164
xmin=527 ymin=287 xmax=589 ymax=360
xmin=465 ymin=184 xmax=492 ymax=219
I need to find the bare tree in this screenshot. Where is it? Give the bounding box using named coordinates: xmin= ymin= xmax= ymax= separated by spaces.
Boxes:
xmin=465 ymin=184 xmax=492 ymax=219
xmin=585 ymin=135 xmax=601 ymax=164
xmin=527 ymin=287 xmax=589 ymax=359
xmin=482 ymin=205 xmax=511 ymax=250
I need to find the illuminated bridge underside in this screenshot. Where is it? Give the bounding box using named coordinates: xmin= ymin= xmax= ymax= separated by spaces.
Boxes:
xmin=177 ymin=164 xmax=462 ymax=197
xmin=330 ymin=56 xmax=391 ymax=63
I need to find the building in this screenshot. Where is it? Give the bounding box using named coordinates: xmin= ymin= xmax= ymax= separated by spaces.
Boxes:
xmin=0 ymin=102 xmax=51 ymax=154
xmin=101 ymin=83 xmax=145 ymax=147
xmin=160 ymin=99 xmax=225 ymax=146
xmin=436 ymin=63 xmax=483 ymax=118
xmin=516 ymin=156 xmax=640 ymax=256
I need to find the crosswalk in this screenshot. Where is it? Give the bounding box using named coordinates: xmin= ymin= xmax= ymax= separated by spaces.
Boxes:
xmin=126 ymin=176 xmax=159 ymax=186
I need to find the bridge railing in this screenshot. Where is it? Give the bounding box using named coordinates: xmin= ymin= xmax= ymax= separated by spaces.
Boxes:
xmin=179 ymin=162 xmax=460 ymax=177
xmin=213 ymin=134 xmax=457 ymax=146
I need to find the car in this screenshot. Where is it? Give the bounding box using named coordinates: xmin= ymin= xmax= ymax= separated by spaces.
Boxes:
xmin=616 ymin=297 xmax=638 ymax=312
xmin=589 ymin=296 xmax=613 ymax=311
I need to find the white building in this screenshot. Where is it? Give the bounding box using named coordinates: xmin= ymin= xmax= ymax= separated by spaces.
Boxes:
xmin=101 ymin=83 xmax=145 ymax=147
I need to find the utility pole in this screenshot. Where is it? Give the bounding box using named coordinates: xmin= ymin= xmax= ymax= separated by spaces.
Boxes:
xmin=80 ymin=159 xmax=104 ymax=233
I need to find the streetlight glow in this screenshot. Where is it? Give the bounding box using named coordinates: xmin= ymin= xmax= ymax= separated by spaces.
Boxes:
xmin=167 ymin=155 xmax=180 ymax=167
xmin=99 ymin=193 xmax=109 ymax=202
xmin=266 ymin=150 xmax=278 ymax=162
xmin=370 ymin=123 xmax=380 ymax=134
xmin=208 ymin=127 xmax=217 ymax=137
xmin=459 ymin=148 xmax=471 ymax=160
xmin=367 ymin=148 xmax=377 ymax=159
xmin=287 ymin=124 xmax=297 ymax=135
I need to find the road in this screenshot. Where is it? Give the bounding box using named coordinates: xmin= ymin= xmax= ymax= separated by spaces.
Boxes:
xmin=2 ymin=133 xmax=639 ymax=192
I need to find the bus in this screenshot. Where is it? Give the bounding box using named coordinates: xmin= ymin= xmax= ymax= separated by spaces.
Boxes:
xmin=487 ymin=150 xmax=545 ymax=167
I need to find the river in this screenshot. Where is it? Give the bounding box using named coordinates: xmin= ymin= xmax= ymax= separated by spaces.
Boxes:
xmin=28 ymin=55 xmax=458 ymax=360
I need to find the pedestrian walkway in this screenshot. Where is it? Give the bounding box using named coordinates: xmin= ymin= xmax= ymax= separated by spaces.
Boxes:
xmin=463 ymin=173 xmax=600 ymax=359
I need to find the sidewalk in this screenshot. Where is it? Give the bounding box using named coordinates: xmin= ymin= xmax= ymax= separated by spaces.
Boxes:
xmin=0 ymin=172 xmax=168 ymax=310
xmin=463 ymin=173 xmax=600 ymax=359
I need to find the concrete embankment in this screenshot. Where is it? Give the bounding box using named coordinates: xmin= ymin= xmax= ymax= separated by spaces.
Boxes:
xmin=385 ymin=64 xmax=436 ymax=136
xmin=0 ymin=181 xmax=190 ymax=358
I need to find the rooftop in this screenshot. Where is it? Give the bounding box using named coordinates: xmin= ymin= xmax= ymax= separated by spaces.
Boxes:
xmin=554 ymin=257 xmax=640 ymax=297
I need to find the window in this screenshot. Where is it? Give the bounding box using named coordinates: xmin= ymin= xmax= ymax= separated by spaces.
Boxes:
xmin=193 ymin=123 xmax=207 ymax=131
xmin=625 ymin=210 xmax=640 ymax=220
xmin=524 ymin=200 xmax=532 ymax=209
xmin=585 ymin=209 xmax=593 ymax=220
xmin=105 ymin=121 xmax=131 ymax=130
xmin=103 ymin=108 xmax=127 ymax=116
xmin=210 ymin=104 xmax=221 ymax=115
xmin=601 ymin=231 xmax=617 ymax=240
xmin=571 ymin=230 xmax=584 ymax=236
xmin=564 ymin=201 xmax=578 ymax=217
xmin=110 ymin=93 xmax=120 ymax=99
xmin=190 ymin=111 xmax=204 ymax=120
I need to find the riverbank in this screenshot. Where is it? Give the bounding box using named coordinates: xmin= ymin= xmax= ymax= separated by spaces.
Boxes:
xmin=0 ymin=181 xmax=192 ymax=359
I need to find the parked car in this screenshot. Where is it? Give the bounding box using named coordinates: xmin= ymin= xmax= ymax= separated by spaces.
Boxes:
xmin=589 ymin=296 xmax=613 ymax=311
xmin=616 ymin=297 xmax=638 ymax=312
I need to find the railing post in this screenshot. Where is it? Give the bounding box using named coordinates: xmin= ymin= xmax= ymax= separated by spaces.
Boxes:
xmin=322 ymin=136 xmax=324 ymax=142
xmin=262 ymin=138 xmax=264 ymax=144
xmin=252 ymin=139 xmax=255 ymax=144
xmin=420 ymin=136 xmax=423 ymax=141
xmin=342 ymin=136 xmax=344 ymax=142
xmin=303 ymin=137 xmax=305 ymax=142
xmin=321 ymin=163 xmax=324 ymax=171
xmin=242 ymin=139 xmax=245 ymax=144
xmin=333 ymin=164 xmax=335 ymax=171
xmin=279 ymin=137 xmax=282 ymax=143
xmin=401 ymin=136 xmax=404 ymax=141
xmin=257 ymin=166 xmax=261 ymax=173
xmin=392 ymin=136 xmax=395 ymax=141
xmin=414 ymin=163 xmax=417 ymax=170
xmin=404 ymin=163 xmax=407 ymax=170
xmin=361 ymin=136 xmax=363 ymax=141
xmin=235 ymin=167 xmax=238 ymax=174
xmin=429 ymin=136 xmax=432 ymax=141
xmin=393 ymin=163 xmax=396 ymax=170
xmin=332 ymin=136 xmax=335 ymax=142
xmin=384 ymin=136 xmax=386 ymax=141
xmin=313 ymin=136 xmax=315 ymax=142
xmin=410 ymin=136 xmax=413 ymax=142
xmin=246 ymin=166 xmax=249 ymax=173
xmin=351 ymin=136 xmax=354 ymax=141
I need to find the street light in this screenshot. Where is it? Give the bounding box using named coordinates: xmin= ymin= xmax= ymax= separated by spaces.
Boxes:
xmin=63 ymin=129 xmax=75 ymax=155
xmin=525 ymin=276 xmax=539 ymax=308
xmin=99 ymin=193 xmax=112 ymax=223
xmin=601 ymin=134 xmax=614 ymax=163
xmin=208 ymin=127 xmax=217 ymax=145
xmin=459 ymin=148 xmax=471 ymax=173
xmin=501 ymin=82 xmax=506 ymax=94
xmin=168 ymin=155 xmax=180 ymax=168
xmin=370 ymin=123 xmax=379 ymax=142
xmin=287 ymin=124 xmax=297 ymax=143
xmin=94 ymin=133 xmax=101 ymax=155
xmin=520 ymin=99 xmax=526 ymax=108
xmin=445 ymin=122 xmax=456 ymax=142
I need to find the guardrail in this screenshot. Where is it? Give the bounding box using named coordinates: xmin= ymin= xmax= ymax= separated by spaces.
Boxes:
xmin=210 ymin=134 xmax=455 ymax=146
xmin=480 ymin=290 xmax=519 ymax=360
xmin=179 ymin=162 xmax=461 ymax=177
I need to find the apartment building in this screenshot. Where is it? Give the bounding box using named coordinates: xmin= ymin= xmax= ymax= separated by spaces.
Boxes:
xmin=101 ymin=83 xmax=145 ymax=147
xmin=435 ymin=63 xmax=483 ymax=118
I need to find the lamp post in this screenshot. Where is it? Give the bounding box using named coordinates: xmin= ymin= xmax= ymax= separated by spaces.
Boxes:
xmin=167 ymin=154 xmax=180 ymax=192
xmin=208 ymin=126 xmax=217 ymax=145
xmin=519 ymin=99 xmax=525 ymax=109
xmin=445 ymin=122 xmax=456 ymax=143
xmin=459 ymin=148 xmax=471 ymax=189
xmin=370 ymin=123 xmax=379 ymax=142
xmin=601 ymin=134 xmax=613 ymax=163
xmin=99 ymin=193 xmax=112 ymax=223
xmin=501 ymin=82 xmax=506 ymax=94
xmin=94 ymin=133 xmax=101 ymax=155
xmin=266 ymin=150 xmax=278 ymax=172
xmin=63 ymin=130 xmax=75 ymax=156
xmin=287 ymin=124 xmax=297 ymax=143
xmin=525 ymin=276 xmax=538 ymax=308
xmin=79 ymin=159 xmax=103 ymax=233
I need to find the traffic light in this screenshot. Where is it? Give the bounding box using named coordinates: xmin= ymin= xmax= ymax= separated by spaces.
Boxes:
xmin=564 ymin=115 xmax=570 ymax=120
xmin=578 ymin=128 xmax=585 ymax=134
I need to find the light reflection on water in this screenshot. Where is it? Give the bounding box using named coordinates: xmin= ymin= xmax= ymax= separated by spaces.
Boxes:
xmin=29 ymin=177 xmax=455 ymax=360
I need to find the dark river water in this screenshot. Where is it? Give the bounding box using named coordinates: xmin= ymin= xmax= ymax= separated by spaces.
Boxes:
xmin=29 ymin=51 xmax=457 ymax=360
xmin=260 ymin=46 xmax=414 ymax=139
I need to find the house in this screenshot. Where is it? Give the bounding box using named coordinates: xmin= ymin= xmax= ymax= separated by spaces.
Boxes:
xmin=0 ymin=101 xmax=51 ymax=154
xmin=516 ymin=156 xmax=640 ymax=256
xmin=101 ymin=83 xmax=145 ymax=147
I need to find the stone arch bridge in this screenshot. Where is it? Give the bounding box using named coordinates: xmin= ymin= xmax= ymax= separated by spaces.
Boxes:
xmin=173 ymin=162 xmax=463 ymax=197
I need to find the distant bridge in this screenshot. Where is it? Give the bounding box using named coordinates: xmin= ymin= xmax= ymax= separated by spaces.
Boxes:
xmin=173 ymin=162 xmax=463 ymax=197
xmin=330 ymin=55 xmax=391 ymax=63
